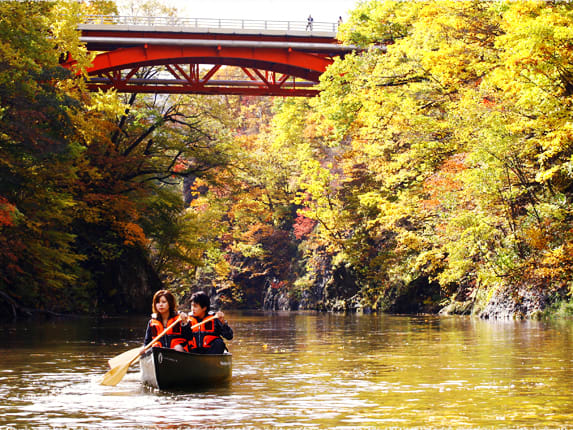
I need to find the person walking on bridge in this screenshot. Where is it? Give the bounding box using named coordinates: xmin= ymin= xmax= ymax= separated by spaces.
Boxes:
xmin=306 ymin=14 xmax=313 ymax=31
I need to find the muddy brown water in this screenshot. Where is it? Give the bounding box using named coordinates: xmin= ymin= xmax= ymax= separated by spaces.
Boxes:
xmin=1 ymin=311 xmax=572 ymax=428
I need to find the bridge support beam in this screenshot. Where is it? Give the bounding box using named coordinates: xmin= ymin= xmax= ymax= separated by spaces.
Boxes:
xmin=81 ymin=44 xmax=330 ymax=96
xmin=84 ymin=55 xmax=323 ymax=96
xmin=70 ymin=21 xmax=354 ymax=96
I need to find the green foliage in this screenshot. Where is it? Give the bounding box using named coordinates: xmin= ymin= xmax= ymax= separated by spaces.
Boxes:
xmin=0 ymin=1 xmax=87 ymax=310
xmin=0 ymin=1 xmax=237 ymax=314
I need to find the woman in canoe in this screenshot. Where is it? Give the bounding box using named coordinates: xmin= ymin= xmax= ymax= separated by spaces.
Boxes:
xmin=188 ymin=291 xmax=233 ymax=354
xmin=144 ymin=289 xmax=189 ymax=352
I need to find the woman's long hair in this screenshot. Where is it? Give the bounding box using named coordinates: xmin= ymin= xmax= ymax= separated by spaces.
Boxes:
xmin=151 ymin=290 xmax=178 ymax=318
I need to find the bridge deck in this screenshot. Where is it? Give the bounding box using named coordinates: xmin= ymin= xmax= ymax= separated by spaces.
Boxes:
xmin=75 ymin=16 xmax=350 ymax=96
xmin=79 ymin=24 xmax=337 ymax=40
xmin=82 ymin=15 xmax=339 ymax=33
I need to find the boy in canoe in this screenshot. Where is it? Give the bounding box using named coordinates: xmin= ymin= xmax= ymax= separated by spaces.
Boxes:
xmin=186 ymin=291 xmax=233 ymax=354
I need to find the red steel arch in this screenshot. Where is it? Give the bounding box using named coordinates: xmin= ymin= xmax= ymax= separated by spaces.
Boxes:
xmin=70 ymin=18 xmax=353 ymax=96
xmin=86 ymin=44 xmax=332 ymax=96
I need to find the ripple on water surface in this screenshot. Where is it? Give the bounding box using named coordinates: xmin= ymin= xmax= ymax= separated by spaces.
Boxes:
xmin=0 ymin=313 xmax=572 ymax=428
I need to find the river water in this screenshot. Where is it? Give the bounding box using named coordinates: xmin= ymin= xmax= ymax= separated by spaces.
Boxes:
xmin=1 ymin=311 xmax=572 ymax=428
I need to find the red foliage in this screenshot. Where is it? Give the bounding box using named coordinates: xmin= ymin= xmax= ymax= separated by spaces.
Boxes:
xmin=0 ymin=196 xmax=16 ymax=227
xmin=173 ymin=161 xmax=188 ymax=173
xmin=293 ymin=212 xmax=317 ymax=240
xmin=270 ymin=279 xmax=287 ymax=289
xmin=482 ymin=96 xmax=496 ymax=107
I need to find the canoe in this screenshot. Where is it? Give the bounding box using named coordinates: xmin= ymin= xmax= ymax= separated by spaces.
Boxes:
xmin=140 ymin=347 xmax=232 ymax=390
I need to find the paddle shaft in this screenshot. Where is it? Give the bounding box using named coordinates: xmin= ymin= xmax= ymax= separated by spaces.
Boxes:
xmin=100 ymin=317 xmax=181 ymax=387
xmin=141 ymin=315 xmax=182 ymax=355
xmin=124 ymin=314 xmax=186 ymax=367
xmin=186 ymin=314 xmax=217 ymax=334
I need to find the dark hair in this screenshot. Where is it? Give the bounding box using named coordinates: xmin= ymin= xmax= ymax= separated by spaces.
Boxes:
xmin=190 ymin=291 xmax=211 ymax=313
xmin=152 ymin=290 xmax=178 ymax=318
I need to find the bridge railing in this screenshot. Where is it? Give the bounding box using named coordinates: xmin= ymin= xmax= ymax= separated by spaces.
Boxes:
xmin=83 ymin=15 xmax=339 ymax=33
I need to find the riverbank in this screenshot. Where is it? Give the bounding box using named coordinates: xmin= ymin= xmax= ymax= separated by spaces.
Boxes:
xmin=2 ymin=265 xmax=572 ymax=322
xmin=259 ymin=273 xmax=573 ymax=320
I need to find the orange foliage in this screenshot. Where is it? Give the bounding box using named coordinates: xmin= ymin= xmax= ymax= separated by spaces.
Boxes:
xmin=173 ymin=161 xmax=188 ymax=173
xmin=83 ymin=193 xmax=139 ymax=220
xmin=114 ymin=221 xmax=148 ymax=246
xmin=421 ymin=153 xmax=468 ymax=211
xmin=242 ymin=223 xmax=275 ymax=245
xmin=531 ymin=242 xmax=573 ymax=282
xmin=524 ymin=224 xmax=550 ymax=251
xmin=482 ymin=96 xmax=496 ymax=107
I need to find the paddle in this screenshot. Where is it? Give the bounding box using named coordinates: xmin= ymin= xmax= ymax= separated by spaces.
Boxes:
xmin=106 ymin=316 xmax=179 ymax=370
xmin=101 ymin=314 xmax=218 ymax=386
xmin=100 ymin=315 xmax=182 ymax=386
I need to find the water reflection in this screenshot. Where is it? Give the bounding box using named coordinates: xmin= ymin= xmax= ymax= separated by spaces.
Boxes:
xmin=0 ymin=312 xmax=572 ymax=428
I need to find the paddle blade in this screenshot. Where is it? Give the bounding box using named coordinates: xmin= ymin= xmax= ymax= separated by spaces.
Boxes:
xmin=108 ymin=347 xmax=141 ymax=369
xmin=100 ymin=356 xmax=140 ymax=386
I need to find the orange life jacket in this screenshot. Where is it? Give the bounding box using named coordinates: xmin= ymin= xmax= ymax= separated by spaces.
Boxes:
xmin=148 ymin=315 xmax=187 ymax=349
xmin=187 ymin=315 xmax=219 ymax=350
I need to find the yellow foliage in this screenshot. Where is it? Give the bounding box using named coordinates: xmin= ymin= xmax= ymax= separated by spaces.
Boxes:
xmin=535 ymin=243 xmax=573 ymax=281
xmin=88 ymin=90 xmax=129 ymax=117
xmin=49 ymin=1 xmax=95 ymax=74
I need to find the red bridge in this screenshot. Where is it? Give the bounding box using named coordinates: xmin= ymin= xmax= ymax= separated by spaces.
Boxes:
xmin=74 ymin=15 xmax=355 ymax=97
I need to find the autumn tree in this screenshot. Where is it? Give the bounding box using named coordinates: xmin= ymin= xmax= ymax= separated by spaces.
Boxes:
xmin=0 ymin=1 xmax=239 ymax=316
xmin=0 ymin=1 xmax=94 ymax=313
xmin=280 ymin=0 xmax=573 ymax=313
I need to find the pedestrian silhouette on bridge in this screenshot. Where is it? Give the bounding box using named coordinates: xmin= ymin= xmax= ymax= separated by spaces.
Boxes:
xmin=306 ymin=14 xmax=313 ymax=31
